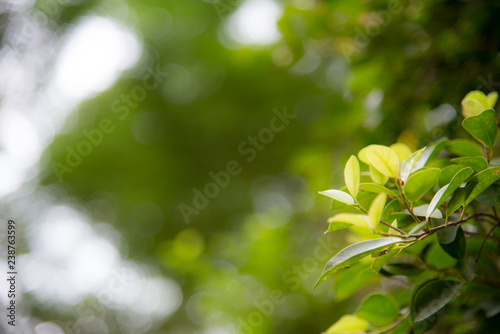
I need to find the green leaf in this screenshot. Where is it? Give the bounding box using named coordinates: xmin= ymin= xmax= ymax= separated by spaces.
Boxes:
xmin=390 ymin=143 xmax=412 ymax=161
xmin=426 ymin=167 xmax=474 ymax=218
xmin=368 ymin=193 xmax=386 ymax=229
xmin=366 ymin=145 xmax=400 ymax=178
xmin=334 ymin=264 xmax=378 ymax=301
xmin=440 ymin=227 xmax=466 ymax=260
xmin=476 ymin=184 xmax=500 ymax=206
xmin=319 ymin=189 xmax=355 ymax=205
xmin=344 ymin=155 xmax=360 ymax=198
xmin=325 ymin=315 xmax=369 ymax=334
xmin=438 ymin=164 xmax=467 ymax=187
xmin=447 ymin=139 xmax=484 ymax=157
xmin=446 ymin=183 xmax=476 ymax=217
xmin=371 ymin=248 xmax=401 ymax=272
xmin=400 ymin=148 xmax=425 ymax=182
xmin=462 ymin=109 xmax=498 ymax=149
xmin=487 ymin=91 xmax=498 ymax=108
xmin=326 ymin=214 xmax=370 ymax=233
xmin=411 ymin=279 xmax=461 ymax=322
xmin=464 ymin=166 xmax=500 ymax=207
xmin=356 ymin=294 xmax=399 ymax=325
xmin=382 ymin=200 xmax=402 ymax=221
xmin=369 ymin=164 xmax=388 ymax=185
xmin=450 ymin=156 xmax=488 ymax=172
xmin=359 ymin=183 xmax=399 ymax=198
xmin=315 ymin=237 xmax=405 ymax=288
xmin=404 ymin=168 xmax=441 ymax=203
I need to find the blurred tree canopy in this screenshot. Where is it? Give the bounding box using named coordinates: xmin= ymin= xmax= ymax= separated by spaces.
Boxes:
xmin=1 ymin=0 xmax=499 ymax=333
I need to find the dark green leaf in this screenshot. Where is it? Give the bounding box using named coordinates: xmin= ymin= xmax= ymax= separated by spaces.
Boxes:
xmin=411 ymin=279 xmax=462 ymax=322
xmin=440 ymin=227 xmax=466 ymax=260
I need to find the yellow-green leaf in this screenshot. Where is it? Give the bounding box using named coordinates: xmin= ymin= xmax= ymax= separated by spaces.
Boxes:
xmin=327 ymin=214 xmax=370 ymax=233
xmin=325 ymin=315 xmax=369 ymax=334
xmin=369 ymin=193 xmax=387 ymax=229
xmin=461 ymin=90 xmax=489 ymax=117
xmin=369 ymin=165 xmax=388 ymax=185
xmin=390 ymin=143 xmax=412 ymax=162
xmin=358 ymin=144 xmax=378 ymax=165
xmin=366 ymin=145 xmax=400 ymax=178
xmin=345 ymin=155 xmax=360 ymax=198
xmin=487 ymin=91 xmax=498 ymax=108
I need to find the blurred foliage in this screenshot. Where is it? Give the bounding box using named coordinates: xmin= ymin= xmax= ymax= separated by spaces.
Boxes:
xmin=5 ymin=0 xmax=499 ymax=332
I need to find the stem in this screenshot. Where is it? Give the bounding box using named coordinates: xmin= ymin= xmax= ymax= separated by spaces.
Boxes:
xmin=395 ymin=178 xmax=422 ymax=224
xmin=475 ymin=222 xmax=500 ymax=262
xmin=380 ymin=220 xmax=406 ymax=235
xmin=380 ymin=213 xmax=498 ymax=239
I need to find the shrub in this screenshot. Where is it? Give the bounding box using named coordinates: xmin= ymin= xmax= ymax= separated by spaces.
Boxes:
xmin=317 ymin=91 xmax=500 ymax=333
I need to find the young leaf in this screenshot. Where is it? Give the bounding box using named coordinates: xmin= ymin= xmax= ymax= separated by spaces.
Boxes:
xmin=462 ymin=99 xmax=486 ymax=118
xmin=404 ymin=168 xmax=441 ymax=203
xmin=369 ymin=165 xmax=388 ymax=185
xmin=366 ymin=145 xmax=400 ymax=178
xmin=411 ymin=279 xmax=462 ymax=322
xmin=325 ymin=315 xmax=369 ymax=334
xmin=358 ymin=144 xmax=379 ymax=164
xmin=447 ymin=139 xmax=484 ymax=157
xmin=426 ymin=167 xmax=474 ymax=218
xmin=359 ymin=183 xmax=399 ymax=198
xmin=356 ymin=294 xmax=399 ymax=325
xmin=450 ymin=156 xmax=488 ymax=172
xmin=390 ymin=143 xmax=412 ymax=161
xmin=487 ymin=91 xmax=498 ymax=108
xmin=464 ymin=166 xmax=500 ymax=207
xmin=319 ymin=190 xmax=355 ymax=205
xmin=314 ymin=237 xmax=405 ymax=288
xmin=327 ymin=214 xmax=370 ymax=233
xmin=345 ymin=155 xmax=360 ymax=198
xmin=462 ymin=109 xmax=498 ymax=149
xmin=400 ymin=148 xmax=425 ymax=182
xmin=461 ymin=90 xmax=489 ymax=117
xmin=368 ymin=193 xmax=387 ymax=229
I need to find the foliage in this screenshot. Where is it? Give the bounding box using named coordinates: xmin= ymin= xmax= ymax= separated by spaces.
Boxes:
xmin=318 ymin=91 xmax=500 ymax=333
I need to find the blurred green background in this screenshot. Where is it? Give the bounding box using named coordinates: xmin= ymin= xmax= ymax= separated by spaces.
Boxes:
xmin=0 ymin=0 xmax=499 ymax=333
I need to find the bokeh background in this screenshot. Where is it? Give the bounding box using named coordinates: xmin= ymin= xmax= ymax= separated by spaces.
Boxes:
xmin=0 ymin=0 xmax=499 ymax=333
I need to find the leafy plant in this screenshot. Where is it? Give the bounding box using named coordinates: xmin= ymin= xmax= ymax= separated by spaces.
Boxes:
xmin=318 ymin=91 xmax=500 ymax=333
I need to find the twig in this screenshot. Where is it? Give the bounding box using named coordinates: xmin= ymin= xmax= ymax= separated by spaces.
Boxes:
xmin=380 ymin=220 xmax=406 ymax=235
xmin=475 ymin=222 xmax=500 ymax=262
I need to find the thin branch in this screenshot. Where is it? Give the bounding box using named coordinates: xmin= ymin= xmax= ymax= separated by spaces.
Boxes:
xmin=475 ymin=222 xmax=500 ymax=262
xmin=380 ymin=220 xmax=406 ymax=235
